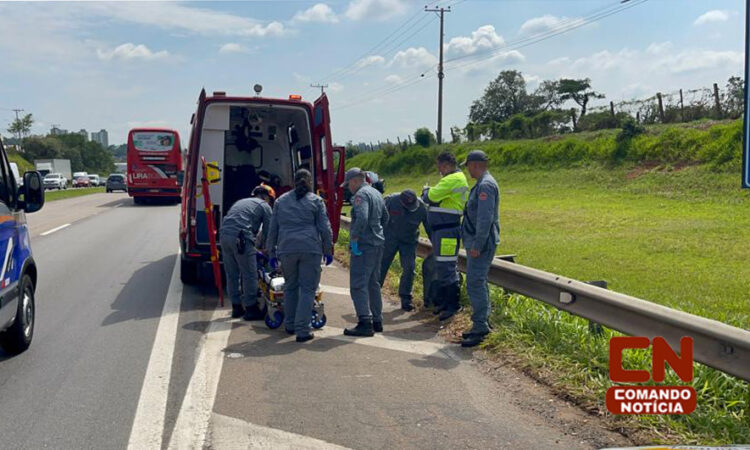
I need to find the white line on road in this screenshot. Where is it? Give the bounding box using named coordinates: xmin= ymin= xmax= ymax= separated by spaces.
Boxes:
xmin=167 ymin=297 xmax=232 ymax=449
xmin=40 ymin=223 xmax=70 ymax=236
xmin=127 ymin=254 xmax=184 ymax=449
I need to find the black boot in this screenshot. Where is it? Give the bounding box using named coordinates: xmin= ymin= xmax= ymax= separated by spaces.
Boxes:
xmin=231 ymin=304 xmax=245 ymax=319
xmin=401 ymin=297 xmax=414 ymax=312
xmin=373 ymin=321 xmax=383 ymax=333
xmin=344 ymin=319 xmax=374 ymax=337
xmin=461 ymin=331 xmax=489 ymax=348
xmin=242 ymin=303 xmax=265 ymax=321
xmin=438 ymin=283 xmax=461 ymax=321
xmin=296 ymin=334 xmax=314 ymax=343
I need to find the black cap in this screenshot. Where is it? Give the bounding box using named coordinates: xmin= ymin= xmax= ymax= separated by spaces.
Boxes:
xmin=341 ymin=167 xmax=365 ymax=187
xmin=400 ymin=189 xmax=418 ymax=212
xmin=461 ymin=150 xmax=489 ymax=166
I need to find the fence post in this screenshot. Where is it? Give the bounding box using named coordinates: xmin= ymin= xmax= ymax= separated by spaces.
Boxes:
xmin=713 ymin=83 xmax=723 ymax=118
xmin=679 ymin=89 xmax=685 ymax=121
xmin=408 ymin=135 xmax=413 ymax=146
xmin=636 ymin=111 xmax=640 ymax=123
xmin=656 ymin=92 xmax=665 ymax=123
xmin=369 ymin=142 xmax=374 ymax=152
xmin=610 ymin=101 xmax=615 ymax=118
xmin=586 ymin=281 xmax=608 ymax=336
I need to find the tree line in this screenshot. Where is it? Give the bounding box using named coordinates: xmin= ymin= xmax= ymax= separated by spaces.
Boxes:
xmin=5 ymin=114 xmax=115 ymax=175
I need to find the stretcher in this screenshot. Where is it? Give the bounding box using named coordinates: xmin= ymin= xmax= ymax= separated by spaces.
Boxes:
xmin=255 ymin=253 xmax=327 ymax=330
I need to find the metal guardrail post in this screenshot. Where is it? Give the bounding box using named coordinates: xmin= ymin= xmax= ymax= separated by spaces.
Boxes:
xmin=340 ymin=216 xmax=750 ymax=382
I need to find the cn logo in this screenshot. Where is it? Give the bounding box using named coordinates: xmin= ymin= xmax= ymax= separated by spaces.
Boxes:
xmin=606 ymin=337 xmax=696 ymax=415
xmin=609 ymin=336 xmax=693 ymax=383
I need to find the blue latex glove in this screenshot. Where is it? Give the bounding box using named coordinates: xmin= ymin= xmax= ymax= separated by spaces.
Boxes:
xmin=269 ymin=257 xmax=279 ymax=270
xmin=323 ymin=254 xmax=333 ymax=266
xmin=350 ymin=240 xmax=363 ymax=256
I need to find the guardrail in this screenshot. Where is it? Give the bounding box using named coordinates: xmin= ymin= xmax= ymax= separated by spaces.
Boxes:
xmin=340 ymin=216 xmax=750 ymax=382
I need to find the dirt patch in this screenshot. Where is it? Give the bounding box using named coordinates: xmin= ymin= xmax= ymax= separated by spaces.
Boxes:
xmin=626 ymin=160 xmax=699 ymax=180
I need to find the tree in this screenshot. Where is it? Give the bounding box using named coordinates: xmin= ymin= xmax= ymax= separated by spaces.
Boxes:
xmin=469 ymin=70 xmax=533 ymax=124
xmin=7 ymin=113 xmax=34 ymax=139
xmin=449 ymin=126 xmax=462 ymax=144
xmin=723 ymin=76 xmax=744 ymax=119
xmin=531 ymin=80 xmax=562 ymax=111
xmin=557 ymin=78 xmax=604 ymax=117
xmin=414 ymin=127 xmax=435 ymax=148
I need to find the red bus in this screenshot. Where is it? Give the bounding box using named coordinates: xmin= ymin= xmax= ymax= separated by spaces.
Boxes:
xmin=126 ymin=128 xmax=183 ymax=204
xmin=179 ymin=88 xmax=346 ymax=283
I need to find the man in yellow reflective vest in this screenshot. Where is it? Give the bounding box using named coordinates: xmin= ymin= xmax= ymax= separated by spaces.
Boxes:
xmin=421 ymin=151 xmax=469 ymax=320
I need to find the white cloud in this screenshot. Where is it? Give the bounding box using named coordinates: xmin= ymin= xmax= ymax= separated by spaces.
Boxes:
xmin=356 ymin=55 xmax=385 ymax=68
xmin=694 ymin=10 xmax=731 ymax=26
xmin=548 ymin=56 xmax=570 ymax=66
xmin=458 ymin=50 xmax=525 ymax=76
xmin=345 ymin=0 xmax=406 ymax=21
xmin=293 ymin=3 xmax=339 ymax=23
xmin=95 ymin=2 xmax=287 ymax=37
xmin=328 ymin=82 xmax=344 ymax=93
xmin=666 ymin=49 xmax=743 ymax=73
xmin=219 ymin=43 xmax=250 ymax=54
xmin=646 ymin=41 xmax=673 ymax=55
xmin=445 ymin=25 xmax=504 ymax=57
xmin=391 ymin=47 xmax=437 ymax=69
xmin=384 ymin=74 xmax=403 ymax=84
xmin=97 ymin=43 xmax=169 ymax=61
xmin=520 ymin=14 xmax=584 ymax=35
xmin=293 ymin=72 xmax=311 ymax=83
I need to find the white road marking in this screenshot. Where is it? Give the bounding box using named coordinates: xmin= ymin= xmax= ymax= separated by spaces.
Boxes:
xmin=208 ymin=412 xmax=350 ymax=449
xmin=167 ymin=299 xmax=232 ymax=449
xmin=113 ymin=203 xmax=122 ymax=208
xmin=319 ymin=284 xmax=350 ymax=296
xmin=127 ymin=254 xmax=184 ymax=449
xmin=40 ymin=223 xmax=70 ymax=236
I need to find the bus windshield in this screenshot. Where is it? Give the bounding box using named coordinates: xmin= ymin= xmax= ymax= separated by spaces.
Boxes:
xmin=132 ymin=131 xmax=176 ymax=152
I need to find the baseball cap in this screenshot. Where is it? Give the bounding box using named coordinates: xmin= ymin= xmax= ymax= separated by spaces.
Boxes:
xmin=399 ymin=189 xmax=419 ymax=212
xmin=461 ymin=150 xmax=489 ymax=166
xmin=341 ymin=167 xmax=365 ymax=187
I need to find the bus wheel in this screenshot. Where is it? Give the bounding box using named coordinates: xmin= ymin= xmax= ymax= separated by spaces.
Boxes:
xmin=180 ymin=255 xmax=198 ymax=285
xmin=133 ymin=197 xmax=143 ymax=205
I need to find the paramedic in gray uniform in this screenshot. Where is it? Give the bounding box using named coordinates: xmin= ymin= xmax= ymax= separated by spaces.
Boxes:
xmin=266 ymin=169 xmax=333 ymax=343
xmin=219 ymin=185 xmax=275 ymax=321
xmin=460 ymin=150 xmax=500 ymax=348
xmin=378 ymin=189 xmax=429 ymax=311
xmin=343 ymin=168 xmax=389 ymax=337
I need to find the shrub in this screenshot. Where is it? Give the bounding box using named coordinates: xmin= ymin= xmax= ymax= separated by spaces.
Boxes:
xmin=414 ymin=128 xmax=435 ymax=148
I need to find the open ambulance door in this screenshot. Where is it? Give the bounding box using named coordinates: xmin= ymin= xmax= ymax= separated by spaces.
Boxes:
xmin=185 ymin=88 xmax=208 ymax=254
xmin=312 ymin=94 xmax=344 ymax=242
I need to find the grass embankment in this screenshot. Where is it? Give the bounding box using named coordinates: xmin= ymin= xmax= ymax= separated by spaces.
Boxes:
xmin=45 ymin=187 xmax=106 ymax=202
xmin=344 ymin=119 xmax=749 ymax=444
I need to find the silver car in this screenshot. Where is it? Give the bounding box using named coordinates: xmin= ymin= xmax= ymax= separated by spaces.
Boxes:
xmin=43 ymin=173 xmax=67 ymax=190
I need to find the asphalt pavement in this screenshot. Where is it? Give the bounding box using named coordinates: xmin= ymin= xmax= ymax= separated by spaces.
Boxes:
xmin=0 ymin=193 xmax=632 ymax=449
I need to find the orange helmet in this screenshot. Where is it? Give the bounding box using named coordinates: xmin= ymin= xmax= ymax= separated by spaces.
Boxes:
xmin=253 ymin=183 xmax=276 ymax=201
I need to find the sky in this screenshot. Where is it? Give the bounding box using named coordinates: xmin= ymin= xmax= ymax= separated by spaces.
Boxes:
xmin=0 ymin=0 xmax=745 ymax=146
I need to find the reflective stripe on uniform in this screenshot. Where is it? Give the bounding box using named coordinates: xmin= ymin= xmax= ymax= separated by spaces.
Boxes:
xmin=435 ymin=255 xmax=458 ymax=262
xmin=428 ymin=206 xmax=462 ymax=215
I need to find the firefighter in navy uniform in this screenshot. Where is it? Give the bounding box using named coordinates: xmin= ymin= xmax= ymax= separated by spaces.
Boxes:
xmin=460 ymin=150 xmax=500 ymax=347
xmin=378 ymin=189 xmax=429 ymax=311
xmin=343 ymin=168 xmax=389 ymax=336
xmin=422 ymin=151 xmax=469 ymax=321
xmin=219 ymin=184 xmax=275 ymax=320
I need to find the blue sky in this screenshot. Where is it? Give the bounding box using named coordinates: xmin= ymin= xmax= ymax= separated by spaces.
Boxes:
xmin=0 ymin=0 xmax=745 ymax=146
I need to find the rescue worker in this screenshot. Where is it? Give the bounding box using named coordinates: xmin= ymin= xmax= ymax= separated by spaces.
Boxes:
xmin=378 ymin=189 xmax=429 ymax=311
xmin=219 ymin=184 xmax=275 ymax=320
xmin=266 ymin=169 xmax=333 ymax=343
xmin=343 ymin=168 xmax=388 ymax=337
xmin=460 ymin=150 xmax=500 ymax=347
xmin=422 ymin=151 xmax=469 ymax=321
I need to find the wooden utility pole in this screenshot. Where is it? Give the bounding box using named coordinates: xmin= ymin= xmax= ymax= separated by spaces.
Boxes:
xmin=609 ymin=101 xmax=615 ymax=118
xmin=311 ymin=84 xmax=328 ymax=95
xmin=713 ymin=83 xmax=723 ymax=118
xmin=425 ymin=5 xmax=451 ymax=145
xmin=679 ymin=89 xmax=685 ymax=121
xmin=656 ymin=93 xmax=665 ymax=123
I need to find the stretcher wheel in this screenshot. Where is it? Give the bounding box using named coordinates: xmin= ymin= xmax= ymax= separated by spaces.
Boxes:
xmin=265 ymin=310 xmax=284 ymax=329
xmin=311 ymin=311 xmax=327 ymax=329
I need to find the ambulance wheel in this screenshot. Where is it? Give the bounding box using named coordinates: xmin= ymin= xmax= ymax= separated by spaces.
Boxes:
xmin=0 ymin=274 xmax=35 ymax=354
xmin=265 ymin=310 xmax=284 ymax=329
xmin=311 ymin=311 xmax=327 ymax=329
xmin=180 ymin=255 xmax=198 ymax=285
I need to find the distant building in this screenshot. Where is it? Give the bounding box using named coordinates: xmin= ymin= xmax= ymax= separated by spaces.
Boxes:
xmin=114 ymin=162 xmax=127 ymax=174
xmin=78 ymin=129 xmax=88 ymax=141
xmin=50 ymin=126 xmax=68 ymax=136
xmin=91 ymin=129 xmax=109 ymax=148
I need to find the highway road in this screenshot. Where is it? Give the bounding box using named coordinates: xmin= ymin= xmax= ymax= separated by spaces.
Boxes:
xmin=0 ymin=193 xmax=633 ymax=449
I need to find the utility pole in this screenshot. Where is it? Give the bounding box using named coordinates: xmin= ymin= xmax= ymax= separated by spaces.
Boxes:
xmin=311 ymin=84 xmax=328 ymax=96
xmin=425 ymin=5 xmax=451 ymax=145
xmin=11 ymin=108 xmax=24 ymax=142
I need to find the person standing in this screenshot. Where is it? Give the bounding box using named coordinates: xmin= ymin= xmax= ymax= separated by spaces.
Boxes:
xmin=421 ymin=151 xmax=469 ymax=321
xmin=460 ymin=150 xmax=500 ymax=347
xmin=378 ymin=189 xmax=429 ymax=311
xmin=219 ymin=184 xmax=275 ymax=320
xmin=343 ymin=168 xmax=389 ymax=336
xmin=266 ymin=169 xmax=333 ymax=343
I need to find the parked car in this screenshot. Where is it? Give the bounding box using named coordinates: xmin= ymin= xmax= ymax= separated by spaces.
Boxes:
xmin=72 ymin=175 xmax=91 ymax=188
xmin=0 ymin=136 xmax=45 ymax=354
xmin=106 ymin=173 xmax=127 ymax=193
xmin=43 ymin=173 xmax=67 ymax=190
xmin=344 ymin=170 xmax=385 ymax=203
xmin=88 ymin=174 xmax=101 ymax=187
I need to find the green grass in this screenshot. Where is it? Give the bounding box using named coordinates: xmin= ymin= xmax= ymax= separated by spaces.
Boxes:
xmin=338 ymin=156 xmax=750 ymax=443
xmin=44 ymin=187 xmax=106 ymax=202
